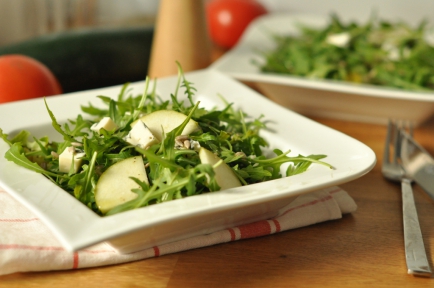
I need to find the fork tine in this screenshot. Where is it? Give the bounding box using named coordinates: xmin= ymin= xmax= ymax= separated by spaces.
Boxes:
xmin=394 ymin=120 xmax=414 ymax=164
xmin=405 ymin=121 xmax=414 ymax=137
xmin=407 ymin=121 xmax=414 ymax=137
xmin=397 ymin=121 xmax=414 ymax=158
xmin=392 ymin=121 xmax=401 ymax=164
xmin=383 ymin=120 xmax=393 ymax=165
xmin=399 ymin=120 xmax=413 ymax=136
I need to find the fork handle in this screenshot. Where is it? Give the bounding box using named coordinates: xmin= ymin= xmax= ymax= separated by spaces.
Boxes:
xmin=401 ymin=178 xmax=432 ymax=277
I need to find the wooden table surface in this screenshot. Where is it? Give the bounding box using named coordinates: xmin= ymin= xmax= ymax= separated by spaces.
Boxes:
xmin=2 ymin=109 xmax=434 ymax=287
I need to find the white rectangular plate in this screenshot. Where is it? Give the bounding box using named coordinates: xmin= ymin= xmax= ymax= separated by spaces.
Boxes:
xmin=210 ymin=13 xmax=434 ymax=125
xmin=0 ymin=69 xmax=375 ymax=253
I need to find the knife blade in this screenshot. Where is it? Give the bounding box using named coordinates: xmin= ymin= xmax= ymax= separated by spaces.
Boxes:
xmin=400 ymin=131 xmax=434 ymax=200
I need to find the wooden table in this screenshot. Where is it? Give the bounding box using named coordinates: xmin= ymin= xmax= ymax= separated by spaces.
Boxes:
xmin=2 ymin=110 xmax=434 ymax=287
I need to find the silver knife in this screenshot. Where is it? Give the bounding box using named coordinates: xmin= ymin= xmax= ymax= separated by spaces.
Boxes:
xmin=400 ymin=131 xmax=434 ymax=200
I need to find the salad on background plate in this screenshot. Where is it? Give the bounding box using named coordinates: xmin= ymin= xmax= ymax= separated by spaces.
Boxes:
xmin=210 ymin=13 xmax=434 ymax=125
xmin=256 ymin=13 xmax=434 ymax=91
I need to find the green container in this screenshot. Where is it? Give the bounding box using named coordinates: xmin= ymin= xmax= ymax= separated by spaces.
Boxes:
xmin=0 ymin=26 xmax=154 ymax=93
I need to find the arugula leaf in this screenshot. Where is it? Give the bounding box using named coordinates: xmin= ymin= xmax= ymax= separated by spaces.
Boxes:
xmin=44 ymin=98 xmax=78 ymax=143
xmin=73 ymin=151 xmax=97 ymax=205
xmin=0 ymin=129 xmax=11 ymax=146
xmin=5 ymin=143 xmax=68 ymax=179
xmin=176 ymin=61 xmax=196 ymax=107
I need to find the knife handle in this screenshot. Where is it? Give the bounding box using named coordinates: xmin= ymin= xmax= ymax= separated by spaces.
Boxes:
xmin=401 ymin=178 xmax=432 ymax=277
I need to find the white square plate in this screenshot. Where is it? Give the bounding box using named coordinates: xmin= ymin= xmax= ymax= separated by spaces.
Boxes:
xmin=210 ymin=13 xmax=434 ymax=125
xmin=0 ymin=69 xmax=375 ymax=253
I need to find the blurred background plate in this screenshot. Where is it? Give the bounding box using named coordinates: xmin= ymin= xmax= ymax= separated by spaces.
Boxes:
xmin=210 ymin=13 xmax=434 ymax=126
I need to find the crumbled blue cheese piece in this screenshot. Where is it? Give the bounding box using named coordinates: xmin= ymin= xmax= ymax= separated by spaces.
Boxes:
xmin=175 ymin=135 xmax=201 ymax=151
xmin=58 ymin=146 xmax=85 ymax=173
xmin=190 ymin=140 xmax=201 ymax=151
xmin=326 ymin=32 xmax=351 ymax=48
xmin=91 ymin=117 xmax=118 ymax=133
xmin=124 ymin=120 xmax=158 ymax=149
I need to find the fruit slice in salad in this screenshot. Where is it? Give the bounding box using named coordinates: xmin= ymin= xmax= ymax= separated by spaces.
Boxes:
xmin=133 ymin=110 xmax=200 ymax=142
xmin=199 ymin=147 xmax=241 ymax=190
xmin=95 ymin=156 xmax=149 ymax=214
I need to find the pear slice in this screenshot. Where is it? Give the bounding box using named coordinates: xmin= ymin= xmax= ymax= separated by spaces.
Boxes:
xmin=95 ymin=156 xmax=149 ymax=214
xmin=199 ymin=147 xmax=242 ymax=191
xmin=134 ymin=110 xmax=200 ymax=141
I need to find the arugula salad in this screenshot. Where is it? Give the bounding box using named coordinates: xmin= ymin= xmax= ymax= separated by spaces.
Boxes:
xmin=256 ymin=14 xmax=434 ymax=91
xmin=0 ymin=64 xmax=331 ymax=216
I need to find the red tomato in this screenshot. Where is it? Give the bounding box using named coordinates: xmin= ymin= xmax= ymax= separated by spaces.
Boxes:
xmin=0 ymin=54 xmax=62 ymax=104
xmin=206 ymin=0 xmax=267 ymax=49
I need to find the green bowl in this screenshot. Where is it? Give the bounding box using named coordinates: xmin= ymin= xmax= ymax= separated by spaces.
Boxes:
xmin=0 ymin=26 xmax=154 ymax=93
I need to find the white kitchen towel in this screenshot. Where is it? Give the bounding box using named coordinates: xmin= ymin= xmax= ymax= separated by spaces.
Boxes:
xmin=0 ymin=185 xmax=357 ymax=276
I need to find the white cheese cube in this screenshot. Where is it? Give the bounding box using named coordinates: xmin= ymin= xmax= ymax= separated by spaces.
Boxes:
xmin=91 ymin=117 xmax=118 ymax=133
xmin=124 ymin=120 xmax=158 ymax=149
xmin=326 ymin=32 xmax=351 ymax=48
xmin=58 ymin=146 xmax=85 ymax=173
xmin=382 ymin=43 xmax=411 ymax=61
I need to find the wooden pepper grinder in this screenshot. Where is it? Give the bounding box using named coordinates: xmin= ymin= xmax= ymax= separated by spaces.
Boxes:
xmin=148 ymin=0 xmax=211 ymax=78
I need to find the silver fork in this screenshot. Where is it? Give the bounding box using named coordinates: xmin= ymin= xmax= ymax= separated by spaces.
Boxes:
xmin=382 ymin=120 xmax=432 ymax=277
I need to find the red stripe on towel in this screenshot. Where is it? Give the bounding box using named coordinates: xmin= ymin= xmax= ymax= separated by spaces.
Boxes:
xmin=328 ymin=187 xmax=342 ymax=194
xmin=280 ymin=195 xmax=333 ymax=217
xmin=272 ymin=219 xmax=281 ymax=233
xmin=238 ymin=220 xmax=271 ymax=239
xmin=153 ymin=246 xmax=160 ymax=257
xmin=228 ymin=228 xmax=236 ymax=241
xmin=72 ymin=252 xmax=79 ymax=269
xmin=0 ymin=244 xmax=65 ymax=251
xmin=0 ymin=218 xmax=39 ymax=222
